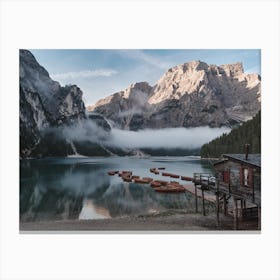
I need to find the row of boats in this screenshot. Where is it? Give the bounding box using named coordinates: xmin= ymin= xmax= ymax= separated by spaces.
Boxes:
xmin=107 ymin=168 xmax=194 ymax=193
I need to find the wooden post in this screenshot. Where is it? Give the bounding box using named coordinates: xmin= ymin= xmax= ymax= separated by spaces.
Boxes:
xmin=195 ymin=185 xmax=198 ymax=213
xmin=228 ymin=168 xmax=231 ymax=193
xmin=244 ymin=200 xmax=246 ymax=209
xmin=252 ymin=172 xmax=255 ymax=203
xmin=216 ymin=180 xmax=220 ymax=227
xmin=202 ymin=188 xmax=206 ymax=216
xmin=234 ymin=198 xmax=239 ymax=230
xmin=258 ymin=207 xmax=261 ymax=230
xmin=223 ymin=193 xmax=227 ymax=216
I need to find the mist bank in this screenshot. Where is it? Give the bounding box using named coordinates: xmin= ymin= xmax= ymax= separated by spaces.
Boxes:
xmin=105 ymin=127 xmax=231 ymax=150
xmin=26 ymin=118 xmax=230 ymax=158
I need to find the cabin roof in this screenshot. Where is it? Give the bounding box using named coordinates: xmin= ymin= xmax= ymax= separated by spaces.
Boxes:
xmin=214 ymin=154 xmax=261 ymax=168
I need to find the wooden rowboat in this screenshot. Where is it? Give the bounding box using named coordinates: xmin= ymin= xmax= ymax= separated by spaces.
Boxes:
xmin=134 ymin=178 xmax=150 ymax=184
xmin=142 ymin=177 xmax=153 ymax=182
xmin=167 ymin=183 xmax=184 ymax=188
xmin=122 ymin=171 xmax=132 ymax=175
xmin=150 ymin=181 xmax=162 ymax=188
xmin=150 ymin=168 xmax=160 ymax=175
xmin=162 ymin=172 xmax=180 ymax=178
xmin=122 ymin=176 xmax=132 ymax=182
xmin=181 ymin=176 xmax=193 ymax=181
xmin=108 ymin=171 xmax=118 ymax=176
xmin=170 ymin=181 xmax=179 ymax=185
xmin=169 ymin=174 xmax=180 ymax=178
xmin=119 ymin=171 xmax=132 ymax=177
xmin=153 ymin=180 xmax=168 ymax=186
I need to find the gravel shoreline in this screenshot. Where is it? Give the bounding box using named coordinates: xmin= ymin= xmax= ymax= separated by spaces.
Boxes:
xmin=20 ymin=211 xmax=259 ymax=232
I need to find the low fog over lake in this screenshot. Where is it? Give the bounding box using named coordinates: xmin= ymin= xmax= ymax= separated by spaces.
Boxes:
xmin=105 ymin=127 xmax=231 ymax=149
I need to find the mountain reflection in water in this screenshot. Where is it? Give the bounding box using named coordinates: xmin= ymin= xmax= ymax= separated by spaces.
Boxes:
xmin=20 ymin=157 xmax=212 ymax=222
xmin=79 ymin=199 xmax=111 ymax=220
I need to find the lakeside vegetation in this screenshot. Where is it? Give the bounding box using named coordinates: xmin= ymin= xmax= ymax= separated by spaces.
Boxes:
xmin=200 ymin=111 xmax=261 ymax=158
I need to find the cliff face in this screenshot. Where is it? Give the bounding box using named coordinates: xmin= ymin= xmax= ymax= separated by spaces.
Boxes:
xmin=20 ymin=50 xmax=111 ymax=157
xmin=88 ymin=82 xmax=154 ymax=130
xmin=90 ymin=60 xmax=261 ymax=130
xmin=20 ymin=50 xmax=86 ymax=127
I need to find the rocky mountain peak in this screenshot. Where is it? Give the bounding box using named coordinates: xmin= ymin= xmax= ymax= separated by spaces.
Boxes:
xmin=20 ymin=49 xmax=60 ymax=99
xmin=87 ymin=82 xmax=153 ymax=113
xmin=219 ymin=62 xmax=244 ymax=77
xmin=20 ymin=49 xmax=50 ymax=78
xmin=20 ymin=50 xmax=90 ymax=157
xmin=90 ymin=60 xmax=261 ymax=130
xmin=148 ymin=60 xmax=211 ymax=104
xmin=20 ymin=49 xmax=86 ymax=125
xmin=123 ymin=81 xmax=153 ymax=99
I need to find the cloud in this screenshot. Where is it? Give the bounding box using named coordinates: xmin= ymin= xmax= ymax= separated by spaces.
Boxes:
xmin=105 ymin=127 xmax=231 ymax=149
xmin=117 ymin=50 xmax=171 ymax=70
xmin=51 ymin=69 xmax=118 ymax=80
xmin=62 ymin=120 xmax=109 ymax=142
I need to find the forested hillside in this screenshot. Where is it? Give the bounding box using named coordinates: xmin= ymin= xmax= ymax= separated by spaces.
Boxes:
xmin=200 ymin=111 xmax=261 ymax=158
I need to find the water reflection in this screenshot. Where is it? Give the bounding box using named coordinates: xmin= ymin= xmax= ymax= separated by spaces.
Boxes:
xmin=79 ymin=199 xmax=111 ymax=220
xmin=20 ymin=157 xmax=212 ymax=222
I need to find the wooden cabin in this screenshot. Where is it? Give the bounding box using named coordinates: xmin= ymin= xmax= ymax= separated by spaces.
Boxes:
xmin=213 ymin=153 xmax=261 ymax=206
xmin=193 ymin=148 xmax=261 ymax=229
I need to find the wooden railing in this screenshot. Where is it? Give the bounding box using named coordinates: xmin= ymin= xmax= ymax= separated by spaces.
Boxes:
xmin=193 ymin=173 xmax=261 ymax=206
xmin=193 ymin=173 xmax=213 ymax=186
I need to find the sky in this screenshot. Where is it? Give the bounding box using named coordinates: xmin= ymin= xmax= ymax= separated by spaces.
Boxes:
xmin=30 ymin=49 xmax=261 ymax=106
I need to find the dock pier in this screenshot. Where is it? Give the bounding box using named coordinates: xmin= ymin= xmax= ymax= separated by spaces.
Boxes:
xmin=191 ymin=173 xmax=261 ymax=230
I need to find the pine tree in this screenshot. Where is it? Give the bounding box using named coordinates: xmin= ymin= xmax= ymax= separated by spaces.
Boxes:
xmin=200 ymin=111 xmax=261 ymax=157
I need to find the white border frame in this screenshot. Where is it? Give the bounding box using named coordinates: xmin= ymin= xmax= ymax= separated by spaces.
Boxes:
xmin=1 ymin=1 xmax=280 ymax=279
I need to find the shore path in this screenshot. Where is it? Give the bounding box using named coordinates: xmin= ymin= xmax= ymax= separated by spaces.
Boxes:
xmin=20 ymin=212 xmax=259 ymax=231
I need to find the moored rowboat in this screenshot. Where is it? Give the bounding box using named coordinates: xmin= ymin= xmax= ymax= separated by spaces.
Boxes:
xmin=169 ymin=174 xmax=180 ymax=178
xmin=142 ymin=177 xmax=153 ymax=182
xmin=119 ymin=171 xmax=132 ymax=177
xmin=108 ymin=171 xmax=118 ymax=176
xmin=134 ymin=178 xmax=150 ymax=184
xmin=153 ymin=180 xmax=168 ymax=186
xmin=122 ymin=176 xmax=132 ymax=182
xmin=150 ymin=181 xmax=162 ymax=188
xmin=181 ymin=176 xmax=193 ymax=181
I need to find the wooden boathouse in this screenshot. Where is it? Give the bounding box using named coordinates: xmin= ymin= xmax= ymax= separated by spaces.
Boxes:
xmin=193 ymin=149 xmax=261 ymax=230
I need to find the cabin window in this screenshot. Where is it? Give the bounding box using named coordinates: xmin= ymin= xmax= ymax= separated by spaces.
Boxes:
xmin=222 ymin=170 xmax=229 ymax=183
xmin=244 ymin=168 xmax=249 ymax=187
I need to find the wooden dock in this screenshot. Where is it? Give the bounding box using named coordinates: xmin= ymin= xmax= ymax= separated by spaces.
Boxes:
xmin=192 ymin=173 xmax=260 ymax=229
xmin=182 ymin=184 xmax=216 ymax=203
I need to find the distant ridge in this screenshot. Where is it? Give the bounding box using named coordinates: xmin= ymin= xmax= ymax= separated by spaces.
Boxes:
xmin=89 ymin=60 xmax=261 ymax=130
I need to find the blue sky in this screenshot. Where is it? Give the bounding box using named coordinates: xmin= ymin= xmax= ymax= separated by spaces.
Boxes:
xmin=30 ymin=49 xmax=261 ymax=106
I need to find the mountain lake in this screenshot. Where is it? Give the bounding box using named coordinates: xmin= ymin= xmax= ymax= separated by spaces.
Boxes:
xmin=20 ymin=156 xmax=214 ymax=223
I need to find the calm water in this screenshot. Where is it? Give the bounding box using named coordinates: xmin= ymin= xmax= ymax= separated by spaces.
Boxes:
xmin=20 ymin=156 xmax=213 ymax=222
